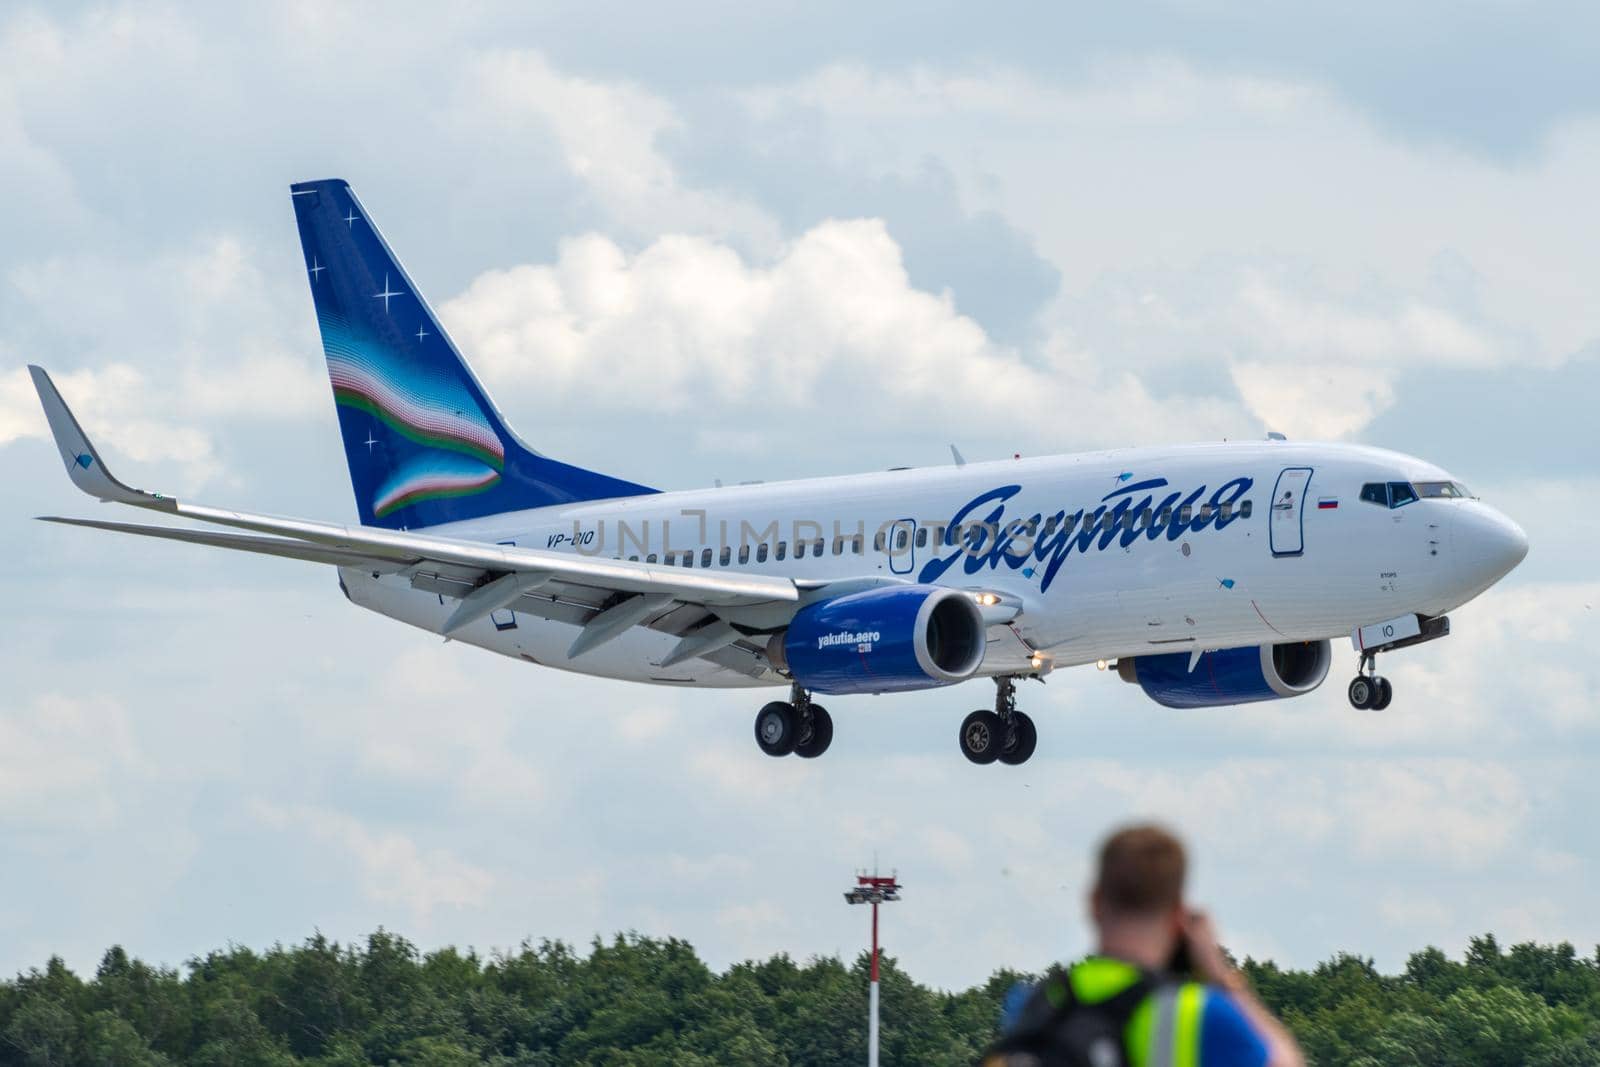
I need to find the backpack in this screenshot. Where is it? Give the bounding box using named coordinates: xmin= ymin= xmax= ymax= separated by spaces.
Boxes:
xmin=980 ymin=965 xmax=1162 ymax=1067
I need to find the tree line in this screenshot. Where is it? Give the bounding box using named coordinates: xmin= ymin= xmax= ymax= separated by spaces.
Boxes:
xmin=2 ymin=930 xmax=1597 ymax=1065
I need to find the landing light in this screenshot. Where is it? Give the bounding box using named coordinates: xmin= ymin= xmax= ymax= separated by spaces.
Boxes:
xmin=974 ymin=592 xmax=1001 ymax=606
xmin=1096 ymin=659 xmax=1108 ymax=671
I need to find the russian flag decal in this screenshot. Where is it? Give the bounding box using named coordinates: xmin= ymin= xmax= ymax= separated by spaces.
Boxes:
xmin=1318 ymin=497 xmax=1339 ymax=510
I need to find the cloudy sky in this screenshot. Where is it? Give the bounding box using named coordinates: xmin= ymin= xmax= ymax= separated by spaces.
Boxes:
xmin=1 ymin=1 xmax=1597 ymax=990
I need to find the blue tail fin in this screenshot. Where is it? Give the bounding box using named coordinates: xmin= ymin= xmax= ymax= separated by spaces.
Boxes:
xmin=290 ymin=179 xmax=656 ymax=529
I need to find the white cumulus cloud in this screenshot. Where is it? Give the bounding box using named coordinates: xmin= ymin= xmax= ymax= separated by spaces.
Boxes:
xmin=441 ymin=219 xmax=1245 ymax=454
xmin=463 ymin=50 xmax=781 ymax=252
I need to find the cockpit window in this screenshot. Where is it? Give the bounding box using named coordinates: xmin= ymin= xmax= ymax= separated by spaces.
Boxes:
xmin=1415 ymin=480 xmax=1473 ymax=499
xmin=1362 ymin=480 xmax=1447 ymax=508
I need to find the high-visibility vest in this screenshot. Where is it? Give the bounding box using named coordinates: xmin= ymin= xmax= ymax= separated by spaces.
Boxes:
xmin=985 ymin=957 xmax=1209 ymax=1067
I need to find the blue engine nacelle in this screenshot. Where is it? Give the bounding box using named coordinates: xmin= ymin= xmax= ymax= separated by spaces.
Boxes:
xmin=1117 ymin=640 xmax=1332 ymax=708
xmin=774 ymin=585 xmax=987 ymax=695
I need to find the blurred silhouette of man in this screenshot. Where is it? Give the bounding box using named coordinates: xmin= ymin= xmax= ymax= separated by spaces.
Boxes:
xmin=982 ymin=823 xmax=1304 ymax=1067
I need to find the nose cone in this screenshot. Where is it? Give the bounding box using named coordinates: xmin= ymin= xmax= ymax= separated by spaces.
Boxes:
xmin=1453 ymin=503 xmax=1529 ymax=597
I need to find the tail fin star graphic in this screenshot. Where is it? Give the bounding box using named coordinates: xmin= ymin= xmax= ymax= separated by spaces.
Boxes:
xmin=289 ymin=179 xmax=656 ymax=529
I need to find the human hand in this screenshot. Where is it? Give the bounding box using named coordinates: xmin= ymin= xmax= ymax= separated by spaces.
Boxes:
xmin=1180 ymin=909 xmax=1242 ymax=991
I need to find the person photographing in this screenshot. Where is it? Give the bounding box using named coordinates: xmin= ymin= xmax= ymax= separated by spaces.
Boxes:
xmin=983 ymin=824 xmax=1304 ymax=1067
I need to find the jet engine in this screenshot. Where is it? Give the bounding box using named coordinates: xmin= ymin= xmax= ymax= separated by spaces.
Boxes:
xmin=1117 ymin=640 xmax=1332 ymax=708
xmin=773 ymin=585 xmax=987 ymax=695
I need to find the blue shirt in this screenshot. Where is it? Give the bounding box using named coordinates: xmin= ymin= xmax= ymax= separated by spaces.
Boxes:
xmin=998 ymin=959 xmax=1269 ymax=1067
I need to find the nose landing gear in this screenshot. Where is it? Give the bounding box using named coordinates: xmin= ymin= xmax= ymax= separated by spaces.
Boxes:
xmin=1347 ymin=653 xmax=1393 ymax=710
xmin=754 ymin=684 xmax=834 ymax=758
xmin=960 ymin=676 xmax=1037 ymax=765
xmin=1345 ymin=614 xmax=1451 ymax=711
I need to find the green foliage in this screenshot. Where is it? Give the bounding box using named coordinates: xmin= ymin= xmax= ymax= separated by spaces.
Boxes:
xmin=1 ymin=932 xmax=1597 ymax=1065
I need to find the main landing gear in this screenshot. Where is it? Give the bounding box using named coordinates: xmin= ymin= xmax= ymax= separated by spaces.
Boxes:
xmin=754 ymin=684 xmax=834 ymax=759
xmin=959 ymin=676 xmax=1037 ymax=766
xmin=1347 ymin=653 xmax=1393 ymax=711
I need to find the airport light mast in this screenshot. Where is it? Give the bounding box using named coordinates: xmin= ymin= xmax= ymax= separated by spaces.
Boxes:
xmin=843 ymin=870 xmax=901 ymax=1067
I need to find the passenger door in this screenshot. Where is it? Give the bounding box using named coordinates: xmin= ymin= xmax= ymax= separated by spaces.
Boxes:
xmin=1270 ymin=468 xmax=1313 ymax=557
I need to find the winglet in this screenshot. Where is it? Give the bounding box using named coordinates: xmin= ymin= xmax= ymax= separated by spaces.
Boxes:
xmin=27 ymin=365 xmax=173 ymax=509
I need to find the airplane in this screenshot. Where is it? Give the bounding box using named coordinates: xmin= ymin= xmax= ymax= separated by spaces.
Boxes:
xmin=27 ymin=179 xmax=1529 ymax=766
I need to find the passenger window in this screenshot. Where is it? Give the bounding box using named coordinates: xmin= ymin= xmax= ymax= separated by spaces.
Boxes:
xmin=1121 ymin=511 xmax=1136 ymax=532
xmin=1240 ymin=500 xmax=1253 ymax=518
xmin=915 ymin=526 xmax=928 ymax=548
xmin=852 ymin=535 xmax=864 ymax=554
xmin=628 ymin=555 xmax=639 ymax=562
xmin=1158 ymin=507 xmax=1172 ymax=526
xmin=719 ymin=546 xmax=731 ymax=566
xmin=738 ymin=545 xmax=751 ymax=564
xmin=1042 ymin=515 xmax=1059 ymax=537
xmin=894 ymin=528 xmax=909 ymax=550
xmin=1025 ymin=518 xmax=1038 ymax=536
xmin=1388 ymin=482 xmax=1418 ymax=508
xmin=1179 ymin=505 xmax=1193 ymax=524
xmin=813 ymin=538 xmax=824 ymax=556
xmin=663 ymin=551 xmax=676 ymax=565
xmin=1199 ymin=504 xmax=1214 ymax=522
xmin=873 ymin=531 xmax=886 ymax=551
xmin=832 ymin=538 xmax=844 ymax=556
xmin=646 ymin=553 xmax=658 ymax=564
xmin=1219 ymin=502 xmax=1232 ymax=521
xmin=774 ymin=542 xmax=785 ymax=561
xmin=700 ymin=548 xmax=712 ymax=567
xmin=794 ymin=541 xmax=806 ymax=559
xmin=1360 ymin=483 xmax=1389 ymax=507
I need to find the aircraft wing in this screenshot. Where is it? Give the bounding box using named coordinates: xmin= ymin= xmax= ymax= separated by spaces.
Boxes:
xmin=29 ymin=366 xmax=799 ymax=671
xmin=38 ymin=515 xmax=419 ymax=571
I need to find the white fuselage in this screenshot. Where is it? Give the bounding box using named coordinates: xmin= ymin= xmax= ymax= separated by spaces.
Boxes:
xmin=341 ymin=440 xmax=1527 ymax=690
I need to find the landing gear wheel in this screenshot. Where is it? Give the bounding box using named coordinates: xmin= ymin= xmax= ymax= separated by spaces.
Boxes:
xmin=754 ymin=701 xmax=798 ymax=756
xmin=999 ymin=711 xmax=1037 ymax=766
xmin=794 ymin=705 xmax=834 ymax=759
xmin=1372 ymin=677 xmax=1393 ymax=711
xmin=1347 ymin=676 xmax=1375 ymax=710
xmin=960 ymin=710 xmax=1005 ymax=765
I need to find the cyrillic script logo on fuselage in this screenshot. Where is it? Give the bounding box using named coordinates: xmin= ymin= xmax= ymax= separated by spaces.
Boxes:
xmin=819 ymin=630 xmax=881 ymax=652
xmin=918 ymin=476 xmax=1254 ymax=593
